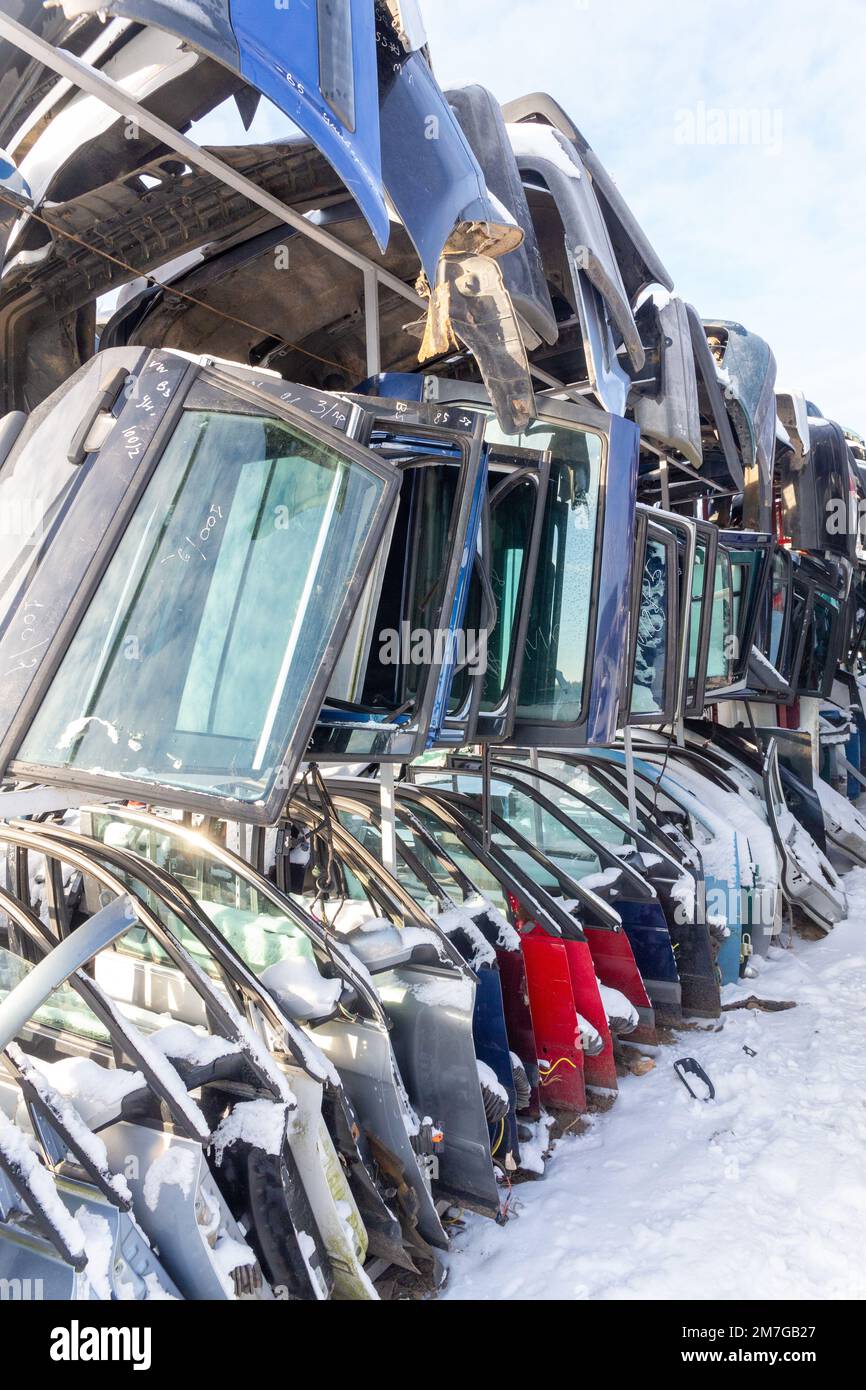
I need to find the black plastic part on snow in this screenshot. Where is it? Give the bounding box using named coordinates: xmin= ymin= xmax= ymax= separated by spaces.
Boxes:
xmin=673 ymin=1057 xmax=715 ymax=1102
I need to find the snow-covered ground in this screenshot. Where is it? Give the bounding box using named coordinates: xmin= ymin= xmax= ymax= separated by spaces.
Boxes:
xmin=444 ymin=868 xmax=866 ymax=1301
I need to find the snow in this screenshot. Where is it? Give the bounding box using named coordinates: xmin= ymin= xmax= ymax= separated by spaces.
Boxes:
xmin=76 ymin=982 xmax=216 ymax=1136
xmin=212 ymin=1231 xmax=258 ymax=1298
xmin=143 ymin=1146 xmax=197 ymax=1211
xmin=442 ymin=866 xmax=866 ymax=1301
xmin=670 ymin=871 xmax=697 ymax=923
xmin=507 ymin=122 xmax=583 ymax=180
xmin=777 ymin=804 xmax=845 ymax=910
xmin=815 ymin=776 xmax=866 ymax=854
xmin=27 ymin=1055 xmax=145 ymax=1120
xmin=340 ymin=920 xmax=451 ymax=968
xmin=282 ymin=1015 xmax=340 ymax=1092
xmin=465 ymin=894 xmax=522 ymax=951
xmin=515 ymin=1114 xmax=555 ymax=1177
xmin=596 ymin=980 xmax=639 ymax=1034
xmin=151 ymin=1022 xmax=242 ymax=1067
xmin=23 ymin=1036 xmax=210 ymax=1147
xmin=143 ymin=1272 xmax=178 ymax=1301
xmin=0 ymin=1109 xmax=86 ymax=1259
xmin=56 ymin=716 xmax=120 ymax=749
xmin=135 ymin=919 xmax=306 ymax=1099
xmin=258 ymin=957 xmax=343 ymax=1022
xmin=749 ymin=647 xmax=785 ymax=684
xmin=434 ymin=905 xmax=497 ymax=969
xmin=338 ymin=913 xmax=394 ymax=935
xmin=297 ymin=1229 xmax=327 ymax=1300
xmin=653 ymin=756 xmax=776 ymax=900
xmin=476 ymin=1059 xmax=509 ymax=1107
xmin=313 ymin=900 xmax=382 ymax=934
xmin=639 ymin=853 xmax=664 ymax=869
xmin=111 ymin=1020 xmax=212 ymax=1141
xmin=75 ymin=1207 xmax=114 ymax=1300
xmin=212 ymin=1100 xmax=289 ymax=1164
xmin=404 ymin=974 xmax=474 ymax=1012
xmin=575 ymin=1012 xmax=603 ymax=1055
xmin=10 ymin=1045 xmax=131 ymax=1204
xmin=577 ymin=867 xmax=623 ymax=894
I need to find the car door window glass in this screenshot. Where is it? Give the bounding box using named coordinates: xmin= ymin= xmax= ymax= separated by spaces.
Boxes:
xmin=18 ymin=410 xmax=386 ymax=809
xmin=631 ymin=538 xmax=670 ymax=715
xmin=706 ymin=554 xmax=734 ymax=685
xmin=489 ymin=423 xmax=603 ymax=724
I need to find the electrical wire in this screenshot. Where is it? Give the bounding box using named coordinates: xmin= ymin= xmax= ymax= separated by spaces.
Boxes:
xmin=651 ymin=719 xmax=677 ymax=821
xmin=490 ymin=1116 xmax=505 ymax=1156
xmin=538 ymin=1055 xmax=578 ymax=1084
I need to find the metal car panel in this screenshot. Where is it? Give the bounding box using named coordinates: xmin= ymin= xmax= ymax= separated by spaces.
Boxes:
xmin=633 ymin=296 xmax=702 ymax=467
xmin=448 ymin=84 xmax=558 ymax=346
xmin=501 ymin=92 xmax=674 ymax=304
xmin=71 ymin=0 xmax=391 ymax=250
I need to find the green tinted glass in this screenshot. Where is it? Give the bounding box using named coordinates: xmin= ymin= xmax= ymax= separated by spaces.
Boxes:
xmin=706 ymin=555 xmax=734 ymax=684
xmin=486 ymin=424 xmax=604 ymax=724
xmin=19 ymin=410 xmax=385 ymax=808
xmin=687 ymin=540 xmax=707 ymax=681
xmin=335 ymin=808 xmax=440 ymax=912
xmin=398 ymin=802 xmax=510 ymax=913
xmin=86 ymin=813 xmax=313 ymax=977
xmin=0 ymin=945 xmax=110 ymax=1043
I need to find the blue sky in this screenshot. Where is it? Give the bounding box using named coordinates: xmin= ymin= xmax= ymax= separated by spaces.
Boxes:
xmin=196 ymin=0 xmax=866 ymax=433
xmin=421 ymin=0 xmax=866 ymax=433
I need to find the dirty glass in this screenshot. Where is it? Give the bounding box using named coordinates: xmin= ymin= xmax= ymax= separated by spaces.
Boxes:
xmin=414 ymin=771 xmax=602 ymax=887
xmin=17 ymin=410 xmax=385 ymax=807
xmin=402 ymin=465 xmax=459 ymax=701
xmin=515 ymin=752 xmax=684 ymax=853
xmin=494 ymin=422 xmax=604 ymax=724
xmin=631 ymin=538 xmax=670 ymax=715
xmin=450 ymin=473 xmax=538 ymax=714
xmin=505 ymin=762 xmax=634 ymax=852
xmin=335 ymin=808 xmax=441 ymax=913
xmin=389 ymin=813 xmax=475 ymax=905
xmin=799 ymin=591 xmax=838 ymax=693
xmin=508 ymin=751 xmax=625 ymax=814
xmin=782 ymin=582 xmax=807 ymax=683
xmin=771 ymin=735 xmax=813 ymax=788
xmin=0 ymin=944 xmax=110 ymax=1044
xmin=85 ymin=812 xmax=315 ymax=977
xmin=479 ymin=792 xmax=601 ymax=893
xmin=687 ymin=539 xmax=707 ymax=682
xmin=396 ymin=801 xmax=512 ymax=914
xmin=483 ymin=479 xmax=537 ymax=709
xmin=729 ymin=560 xmax=746 ymax=637
xmin=767 ymin=550 xmax=788 ymax=670
xmin=317 ymin=0 xmax=356 ymax=129
xmin=0 ymin=365 xmax=116 ymax=631
xmin=728 ymin=549 xmax=762 ymax=649
xmin=705 ymin=553 xmax=734 ymax=687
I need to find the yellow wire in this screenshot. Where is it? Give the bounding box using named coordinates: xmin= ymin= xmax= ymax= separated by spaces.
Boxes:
xmin=539 ymin=1055 xmax=578 ymax=1084
xmin=490 ymin=1115 xmax=505 ymax=1155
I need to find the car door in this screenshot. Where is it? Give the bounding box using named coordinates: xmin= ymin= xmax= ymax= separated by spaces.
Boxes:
xmin=0 ymin=353 xmax=400 ymax=823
